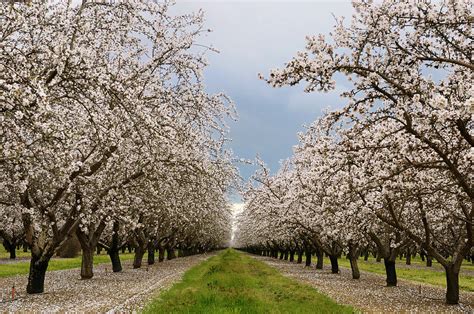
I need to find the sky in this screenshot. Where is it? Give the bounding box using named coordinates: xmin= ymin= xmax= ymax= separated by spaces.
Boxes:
xmin=173 ymin=1 xmax=355 ymax=201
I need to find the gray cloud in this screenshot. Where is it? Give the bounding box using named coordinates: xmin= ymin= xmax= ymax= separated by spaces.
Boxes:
xmin=173 ymin=1 xmax=354 ymax=188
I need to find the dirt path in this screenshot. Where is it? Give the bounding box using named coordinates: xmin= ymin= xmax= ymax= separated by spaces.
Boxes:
xmin=252 ymin=255 xmax=474 ymax=313
xmin=0 ymin=253 xmax=214 ymax=313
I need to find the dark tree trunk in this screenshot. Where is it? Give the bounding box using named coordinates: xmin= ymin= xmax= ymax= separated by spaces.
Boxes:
xmin=4 ymin=241 xmax=16 ymax=259
xmin=107 ymin=221 xmax=122 ymax=272
xmin=284 ymin=251 xmax=288 ymax=260
xmin=364 ymin=251 xmax=369 ymax=261
xmin=305 ymin=250 xmax=312 ymax=266
xmin=289 ymin=251 xmax=295 ymax=262
xmin=26 ymin=255 xmax=50 ymax=294
xmin=167 ymin=248 xmax=176 ymax=260
xmin=316 ymin=250 xmax=323 ymax=269
xmin=133 ymin=245 xmax=145 ymax=268
xmin=406 ymin=249 xmax=411 ymax=265
xmin=80 ymin=245 xmax=94 ymax=279
xmin=279 ymin=251 xmax=284 ymax=260
xmin=297 ymin=251 xmax=303 ymax=264
xmin=384 ymin=258 xmax=397 ymax=286
xmin=376 ymin=251 xmax=382 ymax=262
xmin=426 ymin=255 xmax=433 ymax=267
xmin=158 ymin=247 xmax=165 ymax=262
xmin=147 ymin=242 xmax=155 ymax=265
xmin=444 ymin=264 xmax=460 ymax=304
xmin=108 ymin=249 xmax=122 ymax=272
xmin=329 ymin=255 xmax=339 ymax=274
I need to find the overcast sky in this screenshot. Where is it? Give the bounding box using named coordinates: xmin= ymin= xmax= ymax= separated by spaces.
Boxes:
xmin=173 ymin=1 xmax=354 ymax=200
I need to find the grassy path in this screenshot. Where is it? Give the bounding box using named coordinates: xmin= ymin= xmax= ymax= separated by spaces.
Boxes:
xmin=143 ymin=249 xmax=354 ymax=313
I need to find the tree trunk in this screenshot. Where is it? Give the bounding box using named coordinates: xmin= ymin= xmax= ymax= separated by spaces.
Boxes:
xmin=384 ymin=258 xmax=397 ymax=286
xmin=108 ymin=220 xmax=122 ymax=272
xmin=444 ymin=264 xmax=460 ymax=304
xmin=279 ymin=251 xmax=284 ymax=260
xmin=80 ymin=246 xmax=94 ymax=279
xmin=167 ymin=248 xmax=176 ymax=260
xmin=158 ymin=247 xmax=165 ymax=262
xmin=349 ymin=255 xmax=360 ymax=279
xmin=305 ymin=250 xmax=312 ymax=267
xmin=76 ymin=229 xmax=95 ymax=279
xmin=147 ymin=242 xmax=155 ymax=265
xmin=133 ymin=245 xmax=145 ymax=269
xmin=316 ymin=250 xmax=323 ymax=269
xmin=376 ymin=251 xmax=382 ymax=262
xmin=329 ymin=255 xmax=339 ymax=274
xmin=364 ymin=251 xmax=369 ymax=261
xmin=297 ymin=251 xmax=303 ymax=264
xmin=284 ymin=251 xmax=288 ymax=260
xmin=9 ymin=246 xmax=16 ymax=259
xmin=4 ymin=241 xmax=16 ymax=259
xmin=426 ymin=255 xmax=433 ymax=267
xmin=406 ymin=249 xmax=411 ymax=265
xmin=108 ymin=249 xmax=122 ymax=272
xmin=348 ymin=244 xmax=360 ymax=279
xmin=289 ymin=251 xmax=295 ymax=262
xmin=26 ymin=255 xmax=50 ymax=294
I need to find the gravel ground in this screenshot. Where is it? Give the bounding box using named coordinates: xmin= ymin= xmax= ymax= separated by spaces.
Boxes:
xmin=0 ymin=253 xmax=214 ymax=313
xmin=252 ymin=255 xmax=474 ymax=313
xmin=0 ymin=258 xmax=30 ymax=265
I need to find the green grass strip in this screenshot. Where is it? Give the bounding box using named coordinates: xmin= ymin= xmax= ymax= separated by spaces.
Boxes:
xmin=143 ymin=249 xmax=354 ymax=314
xmin=332 ymin=257 xmax=474 ymax=292
xmin=0 ymin=252 xmax=136 ymax=278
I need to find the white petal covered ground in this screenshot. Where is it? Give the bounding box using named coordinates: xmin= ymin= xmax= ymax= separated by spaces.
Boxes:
xmin=0 ymin=253 xmax=214 ymax=313
xmin=253 ymin=255 xmax=474 ymax=313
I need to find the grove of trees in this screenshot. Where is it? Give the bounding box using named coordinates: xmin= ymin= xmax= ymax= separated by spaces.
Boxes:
xmin=235 ymin=0 xmax=472 ymax=305
xmin=0 ymin=0 xmax=235 ymax=294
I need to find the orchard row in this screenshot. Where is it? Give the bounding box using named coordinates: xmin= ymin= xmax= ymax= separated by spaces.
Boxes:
xmin=0 ymin=1 xmax=235 ymax=294
xmin=235 ymin=0 xmax=473 ymax=306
